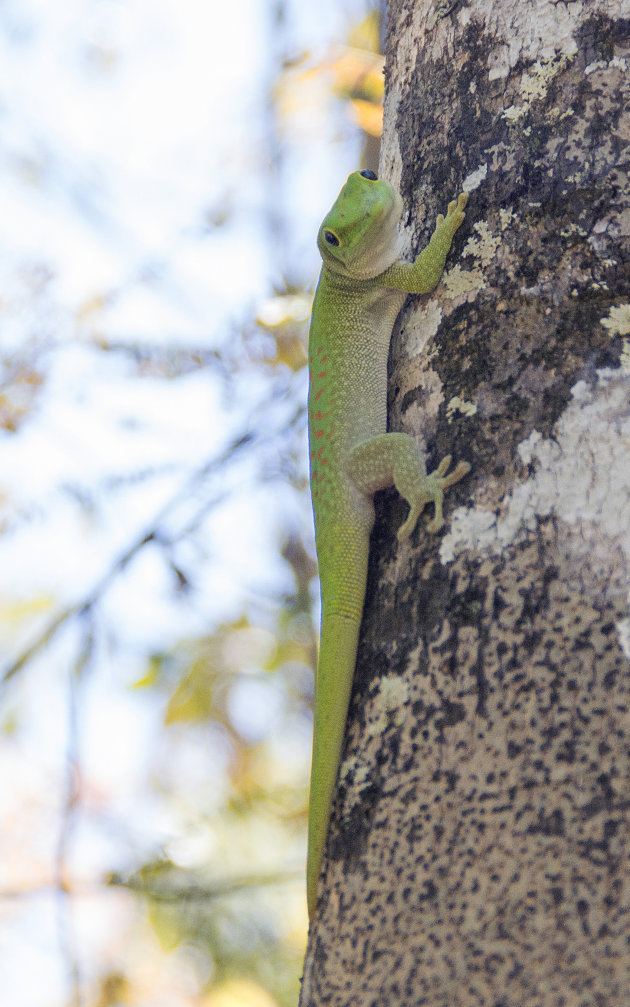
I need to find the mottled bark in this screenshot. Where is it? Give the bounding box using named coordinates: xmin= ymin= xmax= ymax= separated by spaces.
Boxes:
xmin=300 ymin=0 xmax=630 ymax=1003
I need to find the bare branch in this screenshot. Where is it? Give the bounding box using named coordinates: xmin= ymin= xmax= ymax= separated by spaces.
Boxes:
xmin=0 ymin=430 xmax=253 ymax=690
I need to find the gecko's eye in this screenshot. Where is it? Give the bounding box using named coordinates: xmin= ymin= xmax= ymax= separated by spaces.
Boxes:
xmin=360 ymin=169 xmax=377 ymax=180
xmin=323 ymin=230 xmax=340 ymax=246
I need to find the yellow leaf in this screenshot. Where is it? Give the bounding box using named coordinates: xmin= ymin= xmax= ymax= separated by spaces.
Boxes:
xmin=205 ymin=978 xmax=279 ymax=1007
xmin=130 ymin=655 xmax=164 ymax=689
xmin=0 ymin=595 xmax=54 ymax=627
xmin=348 ymin=10 xmax=382 ymax=54
xmin=350 ymin=97 xmax=383 ymax=138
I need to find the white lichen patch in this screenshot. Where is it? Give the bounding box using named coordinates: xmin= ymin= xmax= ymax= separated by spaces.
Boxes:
xmin=406 ymin=299 xmax=443 ymax=357
xmin=585 ymin=56 xmax=628 ymax=75
xmin=621 ymin=340 xmax=630 ymax=372
xmin=443 ymin=263 xmax=486 ymax=297
xmin=440 ymin=220 xmax=499 ymax=300
xmin=440 ymin=371 xmax=630 ymax=572
xmin=463 ymin=220 xmax=501 ymax=267
xmin=617 ymin=617 xmax=630 ymax=660
xmin=601 ymin=303 xmax=630 ymax=336
xmin=337 ymin=757 xmax=373 ymax=821
xmin=499 ymin=207 xmax=516 ymax=231
xmin=463 ymin=163 xmax=488 ymax=192
xmin=561 ymin=222 xmax=588 ymax=239
xmin=340 ymin=757 xmax=371 ymax=794
xmin=502 ymin=103 xmax=527 ymax=121
xmin=501 ymin=53 xmax=574 ymax=121
xmin=447 ymin=395 xmax=478 ymax=422
xmin=367 ymin=674 xmax=409 ymax=736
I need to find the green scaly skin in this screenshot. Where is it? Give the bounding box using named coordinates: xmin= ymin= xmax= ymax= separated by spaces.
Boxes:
xmin=307 ymin=169 xmax=469 ymax=920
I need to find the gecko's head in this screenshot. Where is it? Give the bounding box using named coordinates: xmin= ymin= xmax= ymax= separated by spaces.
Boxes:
xmin=317 ymin=170 xmax=404 ymax=279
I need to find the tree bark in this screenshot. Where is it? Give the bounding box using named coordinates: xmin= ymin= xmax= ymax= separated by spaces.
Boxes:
xmin=300 ymin=0 xmax=630 ymax=1003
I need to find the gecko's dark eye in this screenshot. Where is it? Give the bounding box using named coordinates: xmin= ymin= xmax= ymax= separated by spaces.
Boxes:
xmin=360 ymin=169 xmax=377 ymax=180
xmin=323 ymin=230 xmax=340 ymax=246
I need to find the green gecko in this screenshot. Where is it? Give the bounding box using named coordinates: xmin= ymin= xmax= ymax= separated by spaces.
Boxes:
xmin=306 ymin=169 xmax=470 ymax=920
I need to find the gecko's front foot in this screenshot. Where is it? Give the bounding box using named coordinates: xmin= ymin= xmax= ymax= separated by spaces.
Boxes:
xmin=435 ymin=192 xmax=468 ymax=241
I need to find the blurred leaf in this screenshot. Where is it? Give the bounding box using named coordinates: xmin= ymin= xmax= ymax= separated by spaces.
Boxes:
xmin=114 ymin=860 xmax=303 ymax=1005
xmin=350 ymin=96 xmax=384 ymax=137
xmin=131 ymin=654 xmax=166 ymax=689
xmin=0 ymin=595 xmax=54 ymax=625
xmin=165 ymin=651 xmax=225 ymax=725
xmin=348 ymin=10 xmax=382 ymax=53
xmin=94 ymin=972 xmax=131 ymax=1007
xmin=275 ymin=11 xmax=383 ymax=144
xmin=208 ymin=978 xmax=280 ymax=1007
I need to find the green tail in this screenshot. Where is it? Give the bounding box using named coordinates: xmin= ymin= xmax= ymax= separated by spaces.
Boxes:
xmin=307 ymin=609 xmax=362 ymax=919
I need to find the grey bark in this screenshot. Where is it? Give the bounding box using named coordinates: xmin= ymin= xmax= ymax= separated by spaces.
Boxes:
xmin=300 ymin=0 xmax=630 ymax=1003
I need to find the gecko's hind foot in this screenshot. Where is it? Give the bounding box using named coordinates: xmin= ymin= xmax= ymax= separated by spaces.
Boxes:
xmin=397 ymin=454 xmax=471 ymax=541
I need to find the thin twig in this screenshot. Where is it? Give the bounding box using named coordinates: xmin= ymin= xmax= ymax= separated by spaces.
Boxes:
xmin=1 ymin=430 xmax=253 ymax=690
xmin=0 ymin=868 xmax=301 ymax=903
xmin=107 ymin=869 xmax=302 ymax=902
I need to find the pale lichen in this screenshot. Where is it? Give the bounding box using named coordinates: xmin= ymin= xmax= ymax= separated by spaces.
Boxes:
xmin=441 ymin=372 xmax=630 ymax=567
xmin=501 ymin=54 xmax=574 ymax=121
xmin=463 ymin=163 xmax=488 ymax=192
xmin=443 ymin=263 xmax=486 ymax=296
xmin=446 ymin=395 xmax=478 ymax=422
xmin=601 ymin=303 xmax=630 ymax=336
xmin=368 ymin=674 xmax=409 ymax=735
xmin=462 ymin=220 xmax=501 ymax=268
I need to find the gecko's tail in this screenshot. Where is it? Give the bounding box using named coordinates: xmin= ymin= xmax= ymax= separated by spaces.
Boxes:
xmin=306 ymin=609 xmax=362 ymax=920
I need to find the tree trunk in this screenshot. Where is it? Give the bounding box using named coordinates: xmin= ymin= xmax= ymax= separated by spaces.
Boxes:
xmin=300 ymin=0 xmax=630 ymax=1003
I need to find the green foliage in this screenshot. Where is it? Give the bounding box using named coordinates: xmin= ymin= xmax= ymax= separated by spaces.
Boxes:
xmin=112 ymin=859 xmax=303 ymax=1005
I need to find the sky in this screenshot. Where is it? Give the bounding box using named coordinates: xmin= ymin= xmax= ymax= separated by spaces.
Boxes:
xmin=0 ymin=0 xmax=371 ymax=1003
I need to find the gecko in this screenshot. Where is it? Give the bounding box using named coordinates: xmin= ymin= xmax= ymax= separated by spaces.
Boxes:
xmin=306 ymin=169 xmax=470 ymax=920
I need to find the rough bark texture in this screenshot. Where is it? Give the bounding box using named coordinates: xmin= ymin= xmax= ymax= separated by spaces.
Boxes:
xmin=300 ymin=0 xmax=630 ymax=1003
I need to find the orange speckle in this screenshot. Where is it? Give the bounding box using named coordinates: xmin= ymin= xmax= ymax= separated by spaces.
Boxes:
xmin=317 ymin=447 xmax=324 ymax=458
xmin=314 ymin=389 xmax=324 ymax=402
xmin=317 ymin=371 xmax=327 ymax=380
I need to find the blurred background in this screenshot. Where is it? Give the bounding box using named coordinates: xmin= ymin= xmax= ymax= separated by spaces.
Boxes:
xmin=0 ymin=0 xmax=383 ymax=1004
